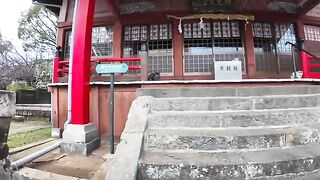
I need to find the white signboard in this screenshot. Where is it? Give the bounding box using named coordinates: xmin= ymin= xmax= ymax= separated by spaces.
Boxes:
xmin=214 ymin=60 xmax=242 ymax=80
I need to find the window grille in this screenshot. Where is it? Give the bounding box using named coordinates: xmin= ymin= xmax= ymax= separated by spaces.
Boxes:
xmin=253 ymin=23 xmax=298 ymax=73
xmin=275 ymin=24 xmax=297 ymax=72
xmin=123 ymin=24 xmax=173 ymax=75
xmin=253 ymin=23 xmax=277 ymax=73
xmin=64 ymin=26 xmax=113 ymax=59
xmin=304 ymin=25 xmax=320 ymax=55
xmin=183 ymin=21 xmax=245 ymax=74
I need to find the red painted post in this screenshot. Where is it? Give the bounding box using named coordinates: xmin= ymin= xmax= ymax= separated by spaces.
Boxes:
xmin=300 ymin=51 xmax=310 ymax=78
xmin=71 ymin=0 xmax=96 ymax=125
xmin=172 ymin=19 xmax=184 ymax=80
xmin=243 ymin=23 xmax=256 ymax=78
xmin=53 ymin=46 xmax=62 ymax=83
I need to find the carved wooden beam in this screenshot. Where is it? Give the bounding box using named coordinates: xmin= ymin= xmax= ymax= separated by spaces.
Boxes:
xmin=299 ymin=0 xmax=320 ymax=16
xmin=106 ymin=0 xmax=119 ymax=16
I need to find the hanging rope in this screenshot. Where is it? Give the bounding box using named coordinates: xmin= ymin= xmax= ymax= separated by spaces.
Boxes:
xmin=168 ymin=14 xmax=254 ymax=33
xmin=168 ymin=14 xmax=254 ymax=22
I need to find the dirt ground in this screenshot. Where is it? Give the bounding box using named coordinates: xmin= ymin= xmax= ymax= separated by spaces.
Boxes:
xmin=26 ymin=138 xmax=114 ymax=180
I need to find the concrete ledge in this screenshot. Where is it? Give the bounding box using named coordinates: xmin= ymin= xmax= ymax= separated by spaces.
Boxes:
xmin=106 ymin=96 xmax=153 ymax=180
xmin=12 ymin=167 xmax=86 ymax=180
xmin=16 ymin=104 xmax=51 ymax=108
xmin=138 ymin=85 xmax=320 ymax=98
xmin=49 ymin=78 xmax=320 ymax=87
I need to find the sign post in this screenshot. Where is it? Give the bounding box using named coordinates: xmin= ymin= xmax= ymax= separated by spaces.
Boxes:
xmin=96 ymin=63 xmax=129 ymax=154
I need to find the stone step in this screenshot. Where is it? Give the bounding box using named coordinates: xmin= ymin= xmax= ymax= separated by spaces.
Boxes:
xmin=148 ymin=108 xmax=320 ymax=128
xmin=138 ymin=85 xmax=320 ymax=98
xmin=138 ymin=144 xmax=320 ymax=179
xmin=151 ymin=93 xmax=320 ymax=111
xmin=255 ymin=170 xmax=320 ymax=180
xmin=144 ymin=126 xmax=320 ymax=152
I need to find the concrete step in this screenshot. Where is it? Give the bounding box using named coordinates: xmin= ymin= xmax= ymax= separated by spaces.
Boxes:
xmin=151 ymin=93 xmax=320 ymax=111
xmin=138 ymin=143 xmax=320 ymax=179
xmin=144 ymin=126 xmax=320 ymax=152
xmin=148 ymin=108 xmax=320 ymax=129
xmin=138 ymin=85 xmax=320 ymax=98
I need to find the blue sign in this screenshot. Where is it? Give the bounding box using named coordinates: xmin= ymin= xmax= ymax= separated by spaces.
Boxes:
xmin=96 ymin=63 xmax=128 ymax=74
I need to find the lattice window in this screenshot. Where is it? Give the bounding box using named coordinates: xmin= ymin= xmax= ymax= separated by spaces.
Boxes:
xmin=123 ymin=24 xmax=173 ymax=74
xmin=183 ymin=21 xmax=245 ymax=74
xmin=253 ymin=23 xmax=272 ymax=38
xmin=304 ymin=25 xmax=320 ymax=55
xmin=149 ymin=24 xmax=173 ymax=74
xmin=64 ymin=26 xmax=113 ymax=59
xmin=123 ymin=25 xmax=147 ymax=74
xmin=253 ymin=22 xmax=277 ymax=73
xmin=91 ymin=27 xmax=113 ymax=57
xmin=253 ymin=23 xmax=298 ymax=73
xmin=213 ymin=22 xmax=244 ymax=71
xmin=275 ymin=24 xmax=296 ymax=54
xmin=184 ymin=23 xmax=212 ymax=39
xmin=305 ymin=25 xmax=320 ymax=42
xmin=123 ymin=25 xmax=148 ymax=57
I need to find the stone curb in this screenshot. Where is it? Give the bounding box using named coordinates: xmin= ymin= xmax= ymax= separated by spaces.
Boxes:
xmin=9 ymin=125 xmax=51 ymax=136
xmin=12 ymin=167 xmax=86 ymax=180
xmin=105 ymin=96 xmax=153 ymax=180
xmin=9 ymin=138 xmax=56 ymax=155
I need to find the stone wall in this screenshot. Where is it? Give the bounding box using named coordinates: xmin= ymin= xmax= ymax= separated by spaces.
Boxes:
xmin=0 ymin=90 xmax=15 ymax=118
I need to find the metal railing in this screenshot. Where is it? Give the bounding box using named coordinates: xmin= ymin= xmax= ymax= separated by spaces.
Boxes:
xmin=53 ymin=47 xmax=141 ymax=83
xmin=286 ymin=41 xmax=320 ymax=79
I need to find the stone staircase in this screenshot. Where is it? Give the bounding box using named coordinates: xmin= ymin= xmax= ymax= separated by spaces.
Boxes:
xmin=136 ymin=85 xmax=320 ymax=179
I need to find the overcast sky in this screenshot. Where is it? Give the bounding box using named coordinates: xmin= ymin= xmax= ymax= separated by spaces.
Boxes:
xmin=0 ymin=0 xmax=32 ymax=47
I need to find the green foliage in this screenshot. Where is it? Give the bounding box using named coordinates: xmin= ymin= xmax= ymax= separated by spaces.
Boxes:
xmin=6 ymin=82 xmax=34 ymax=92
xmin=18 ymin=5 xmax=58 ymax=52
xmin=8 ymin=127 xmax=51 ymax=148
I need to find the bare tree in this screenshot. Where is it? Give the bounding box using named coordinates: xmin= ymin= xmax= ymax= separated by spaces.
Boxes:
xmin=0 ymin=33 xmax=40 ymax=89
xmin=0 ymin=6 xmax=58 ymax=89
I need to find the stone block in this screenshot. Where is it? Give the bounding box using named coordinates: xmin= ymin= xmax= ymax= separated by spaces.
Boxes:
xmin=63 ymin=123 xmax=99 ymax=143
xmin=13 ymin=115 xmax=25 ymax=122
xmin=0 ymin=90 xmax=15 ymax=118
xmin=61 ymin=123 xmax=100 ymax=155
xmin=61 ymin=137 xmax=100 ymax=156
xmin=51 ymin=128 xmax=61 ymax=138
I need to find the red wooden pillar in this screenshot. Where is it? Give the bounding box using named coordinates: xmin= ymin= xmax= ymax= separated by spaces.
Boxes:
xmin=71 ymin=0 xmax=96 ymax=125
xmin=301 ymin=52 xmax=310 ymax=78
xmin=243 ymin=22 xmax=256 ymax=78
xmin=172 ymin=19 xmax=184 ymax=80
xmin=113 ymin=19 xmax=123 ymax=58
